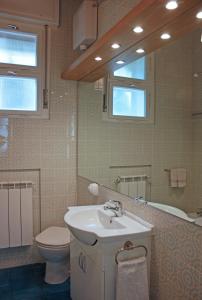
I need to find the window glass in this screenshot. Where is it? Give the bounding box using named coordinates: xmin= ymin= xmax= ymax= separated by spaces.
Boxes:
xmin=112 ymin=86 xmax=146 ymax=117
xmin=114 ymin=57 xmax=145 ymax=80
xmin=0 ymin=29 xmax=37 ymax=66
xmin=0 ymin=76 xmax=37 ymax=111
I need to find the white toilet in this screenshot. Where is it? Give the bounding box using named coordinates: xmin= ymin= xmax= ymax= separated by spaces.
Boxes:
xmin=35 ymin=226 xmax=70 ymax=284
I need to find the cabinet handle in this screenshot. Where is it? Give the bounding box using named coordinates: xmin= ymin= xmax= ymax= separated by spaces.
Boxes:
xmin=82 ymin=255 xmax=87 ymax=273
xmin=78 ymin=252 xmax=87 ymax=273
xmin=78 ymin=252 xmax=83 ymax=270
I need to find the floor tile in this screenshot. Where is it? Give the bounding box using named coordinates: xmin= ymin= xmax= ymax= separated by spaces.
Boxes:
xmin=12 ymin=289 xmax=43 ymax=300
xmin=0 ymin=264 xmax=70 ymax=300
xmin=43 ymin=292 xmax=70 ymax=300
xmin=0 ymin=285 xmax=12 ymax=300
xmin=42 ymin=280 xmax=69 ymax=295
xmin=11 ymin=275 xmax=43 ymax=291
xmin=0 ymin=269 xmax=10 ymax=287
xmin=11 ymin=264 xmax=45 ymax=291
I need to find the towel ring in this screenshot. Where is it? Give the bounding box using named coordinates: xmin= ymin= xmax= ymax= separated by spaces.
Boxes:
xmin=115 ymin=241 xmax=148 ymax=264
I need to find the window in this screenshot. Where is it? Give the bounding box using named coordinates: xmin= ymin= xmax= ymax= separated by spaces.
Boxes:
xmin=0 ymin=30 xmax=37 ymax=66
xmin=106 ymin=54 xmax=154 ymax=123
xmin=0 ymin=19 xmax=48 ymax=117
xmin=112 ymin=86 xmax=146 ymax=117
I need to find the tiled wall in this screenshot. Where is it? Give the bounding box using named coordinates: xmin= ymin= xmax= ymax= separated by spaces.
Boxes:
xmin=0 ymin=0 xmax=80 ymax=269
xmin=78 ymin=176 xmax=202 ymax=300
xmin=192 ymin=30 xmax=202 ymax=210
xmin=78 ymin=33 xmax=193 ymax=212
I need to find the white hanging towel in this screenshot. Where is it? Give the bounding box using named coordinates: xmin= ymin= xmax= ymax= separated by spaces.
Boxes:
xmin=170 ymin=169 xmax=178 ymax=187
xmin=170 ymin=168 xmax=186 ymax=188
xmin=116 ymin=256 xmax=149 ymax=300
xmin=177 ymin=168 xmax=187 ymax=188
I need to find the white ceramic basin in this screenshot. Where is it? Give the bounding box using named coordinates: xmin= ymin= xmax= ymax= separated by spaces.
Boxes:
xmin=64 ymin=205 xmax=153 ymax=245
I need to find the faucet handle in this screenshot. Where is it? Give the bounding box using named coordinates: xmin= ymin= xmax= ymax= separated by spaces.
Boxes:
xmin=112 ymin=200 xmax=123 ymax=211
xmin=103 ymin=200 xmax=123 ymax=217
xmin=105 ymin=200 xmax=122 ymax=210
xmin=113 ymin=200 xmax=122 ymax=206
xmin=105 ymin=200 xmax=116 ymax=208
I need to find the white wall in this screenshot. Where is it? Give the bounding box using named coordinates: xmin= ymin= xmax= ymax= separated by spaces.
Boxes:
xmin=192 ymin=30 xmax=202 ymax=210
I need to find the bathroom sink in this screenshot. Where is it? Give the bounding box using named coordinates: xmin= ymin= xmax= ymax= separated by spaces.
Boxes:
xmin=64 ymin=205 xmax=153 ymax=245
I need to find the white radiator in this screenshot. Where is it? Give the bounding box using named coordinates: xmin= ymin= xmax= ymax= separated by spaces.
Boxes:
xmin=116 ymin=175 xmax=147 ymax=199
xmin=0 ymin=182 xmax=33 ymax=249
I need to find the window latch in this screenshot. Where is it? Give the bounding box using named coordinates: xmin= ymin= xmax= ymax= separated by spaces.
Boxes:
xmin=7 ymin=71 xmax=17 ymax=76
xmin=43 ymin=89 xmax=49 ymax=109
xmin=7 ymin=24 xmax=18 ymax=30
xmin=103 ymin=94 xmax=107 ymax=112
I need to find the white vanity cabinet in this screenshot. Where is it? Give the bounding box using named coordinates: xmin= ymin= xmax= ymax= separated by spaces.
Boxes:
xmin=70 ymin=235 xmax=152 ymax=300
xmin=65 ymin=205 xmax=153 ymax=300
xmin=70 ymin=238 xmax=105 ymax=300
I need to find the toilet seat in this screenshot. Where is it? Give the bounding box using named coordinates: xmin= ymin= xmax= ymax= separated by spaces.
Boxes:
xmin=36 ymin=241 xmax=69 ymax=249
xmin=35 ymin=226 xmax=70 ymax=247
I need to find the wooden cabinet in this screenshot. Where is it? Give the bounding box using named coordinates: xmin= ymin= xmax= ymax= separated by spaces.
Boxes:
xmin=0 ymin=0 xmax=59 ymax=26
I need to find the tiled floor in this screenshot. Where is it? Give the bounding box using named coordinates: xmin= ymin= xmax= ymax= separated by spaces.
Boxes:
xmin=0 ymin=263 xmax=71 ymax=300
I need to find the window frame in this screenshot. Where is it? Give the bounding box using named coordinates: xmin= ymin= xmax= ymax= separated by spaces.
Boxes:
xmin=0 ymin=18 xmax=48 ymax=118
xmin=105 ymin=53 xmax=155 ymax=124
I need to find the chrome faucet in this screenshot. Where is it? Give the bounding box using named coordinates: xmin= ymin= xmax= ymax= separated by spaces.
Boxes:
xmin=104 ymin=200 xmax=123 ymax=217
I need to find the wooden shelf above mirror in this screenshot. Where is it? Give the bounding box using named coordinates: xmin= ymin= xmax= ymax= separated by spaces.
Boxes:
xmin=61 ymin=0 xmax=202 ymax=82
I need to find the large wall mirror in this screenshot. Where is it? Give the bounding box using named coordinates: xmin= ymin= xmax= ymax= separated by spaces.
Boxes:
xmin=78 ymin=28 xmax=202 ymax=224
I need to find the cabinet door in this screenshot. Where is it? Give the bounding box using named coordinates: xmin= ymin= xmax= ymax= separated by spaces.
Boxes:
xmin=71 ymin=241 xmax=104 ymax=300
xmin=0 ymin=0 xmax=59 ymax=26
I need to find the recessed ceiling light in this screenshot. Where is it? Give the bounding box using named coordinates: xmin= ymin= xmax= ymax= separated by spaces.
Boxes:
xmin=136 ymin=48 xmax=145 ymax=54
xmin=111 ymin=43 xmax=121 ymax=49
xmin=94 ymin=56 xmax=102 ymax=61
xmin=196 ymin=11 xmax=202 ymax=19
xmin=116 ymin=60 xmax=125 ymax=65
xmin=161 ymin=33 xmax=171 ymax=40
xmin=133 ymin=26 xmax=144 ymax=33
xmin=165 ymin=1 xmax=178 ymax=10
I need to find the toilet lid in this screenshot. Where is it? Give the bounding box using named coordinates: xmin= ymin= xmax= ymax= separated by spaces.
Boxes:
xmin=35 ymin=226 xmax=70 ymax=246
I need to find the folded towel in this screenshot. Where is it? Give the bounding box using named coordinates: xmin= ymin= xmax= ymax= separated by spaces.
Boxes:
xmin=170 ymin=168 xmax=178 ymax=187
xmin=177 ymin=168 xmax=186 ymax=188
xmin=170 ymin=168 xmax=186 ymax=188
xmin=116 ymin=256 xmax=149 ymax=300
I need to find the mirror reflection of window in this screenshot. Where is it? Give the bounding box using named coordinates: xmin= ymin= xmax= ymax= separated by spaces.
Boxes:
xmin=112 ymin=86 xmax=146 ymax=117
xmin=114 ymin=56 xmax=145 ymax=80
xmin=106 ymin=54 xmax=154 ymax=122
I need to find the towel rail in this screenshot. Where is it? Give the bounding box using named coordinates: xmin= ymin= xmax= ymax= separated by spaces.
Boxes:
xmin=115 ymin=241 xmax=148 ymax=264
